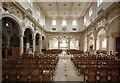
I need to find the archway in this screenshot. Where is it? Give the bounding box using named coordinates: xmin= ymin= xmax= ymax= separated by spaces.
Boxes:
xmin=89 ymin=34 xmax=94 ymax=54
xmin=96 ymin=28 xmax=106 ymax=52
xmin=41 ymin=36 xmax=46 ymax=51
xmin=24 ymin=28 xmax=33 ymax=55
xmin=70 ymin=38 xmax=79 ymax=50
xmin=1 ymin=17 xmax=21 ymax=58
xmin=35 ymin=33 xmax=40 ymax=53
xmin=49 ymin=38 xmax=58 ymax=49
xmin=108 ymin=16 xmax=119 ymax=55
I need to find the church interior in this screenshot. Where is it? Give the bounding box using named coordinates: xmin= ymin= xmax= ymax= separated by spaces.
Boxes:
xmin=0 ymin=0 xmax=120 ymax=82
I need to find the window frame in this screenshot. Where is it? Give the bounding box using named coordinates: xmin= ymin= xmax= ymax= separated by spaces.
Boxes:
xmin=84 ymin=16 xmax=86 ymax=23
xmin=97 ymin=0 xmax=103 ymax=7
xmin=89 ymin=7 xmax=93 ymax=16
xmin=28 ymin=0 xmax=33 ymax=6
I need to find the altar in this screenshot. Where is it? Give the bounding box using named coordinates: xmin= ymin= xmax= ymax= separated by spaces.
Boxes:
xmin=59 ymin=50 xmax=72 ymax=59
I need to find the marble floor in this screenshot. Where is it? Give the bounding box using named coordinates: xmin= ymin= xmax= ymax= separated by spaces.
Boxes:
xmin=54 ymin=55 xmax=84 ymax=81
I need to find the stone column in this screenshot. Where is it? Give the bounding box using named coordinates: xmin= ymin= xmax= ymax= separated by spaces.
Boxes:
xmin=19 ymin=35 xmax=24 ymax=55
xmin=94 ymin=38 xmax=97 ymax=54
xmin=38 ymin=37 xmax=40 ymax=53
xmin=87 ymin=40 xmax=89 ymax=53
xmin=99 ymin=35 xmax=102 ymax=50
xmin=58 ymin=39 xmax=60 ymax=49
xmin=106 ymin=36 xmax=110 ymax=55
xmin=39 ymin=37 xmax=42 ymax=53
xmin=39 ymin=36 xmax=42 ymax=53
xmin=68 ymin=40 xmax=70 ymax=49
xmin=32 ymin=38 xmax=35 ymax=56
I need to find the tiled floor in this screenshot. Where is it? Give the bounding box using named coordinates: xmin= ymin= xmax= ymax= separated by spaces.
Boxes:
xmin=54 ymin=55 xmax=84 ymax=81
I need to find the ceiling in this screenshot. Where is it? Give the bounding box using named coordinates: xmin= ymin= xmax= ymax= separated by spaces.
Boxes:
xmin=38 ymin=2 xmax=92 ymax=18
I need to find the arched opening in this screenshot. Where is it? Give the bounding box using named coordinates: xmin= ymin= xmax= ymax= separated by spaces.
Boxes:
xmin=41 ymin=36 xmax=46 ymax=51
xmin=1 ymin=17 xmax=20 ymax=58
xmin=89 ymin=34 xmax=94 ymax=54
xmin=35 ymin=33 xmax=40 ymax=53
xmin=108 ymin=16 xmax=119 ymax=55
xmin=2 ymin=33 xmax=7 ymax=57
xmin=49 ymin=38 xmax=58 ymax=49
xmin=97 ymin=28 xmax=106 ymax=53
xmin=24 ymin=28 xmax=33 ymax=55
xmin=60 ymin=38 xmax=68 ymax=50
xmin=70 ymin=38 xmax=79 ymax=50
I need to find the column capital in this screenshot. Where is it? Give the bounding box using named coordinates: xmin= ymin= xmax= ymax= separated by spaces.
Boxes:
xmin=39 ymin=39 xmax=42 ymax=42
xmin=32 ymin=38 xmax=35 ymax=40
xmin=19 ymin=35 xmax=24 ymax=37
xmin=94 ymin=38 xmax=97 ymax=40
xmin=106 ymin=35 xmax=110 ymax=38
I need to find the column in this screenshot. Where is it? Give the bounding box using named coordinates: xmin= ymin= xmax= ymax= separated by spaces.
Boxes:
xmin=39 ymin=38 xmax=42 ymax=53
xmin=32 ymin=38 xmax=35 ymax=56
xmin=106 ymin=36 xmax=110 ymax=55
xmin=39 ymin=36 xmax=42 ymax=53
xmin=94 ymin=38 xmax=97 ymax=54
xmin=38 ymin=37 xmax=40 ymax=53
xmin=58 ymin=40 xmax=60 ymax=49
xmin=87 ymin=40 xmax=89 ymax=53
xmin=68 ymin=40 xmax=70 ymax=49
xmin=113 ymin=37 xmax=116 ymax=55
xmin=99 ymin=35 xmax=102 ymax=50
xmin=19 ymin=35 xmax=24 ymax=55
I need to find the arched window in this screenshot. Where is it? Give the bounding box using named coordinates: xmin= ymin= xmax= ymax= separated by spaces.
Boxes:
xmin=62 ymin=20 xmax=67 ymax=26
xmin=89 ymin=7 xmax=93 ymax=16
xmin=97 ymin=0 xmax=103 ymax=7
xmin=97 ymin=29 xmax=106 ymax=50
xmin=52 ymin=20 xmax=56 ymax=26
xmin=84 ymin=16 xmax=86 ymax=23
xmin=28 ymin=0 xmax=33 ymax=6
xmin=60 ymin=38 xmax=68 ymax=50
xmin=72 ymin=20 xmax=77 ymax=26
xmin=102 ymin=38 xmax=106 ymax=48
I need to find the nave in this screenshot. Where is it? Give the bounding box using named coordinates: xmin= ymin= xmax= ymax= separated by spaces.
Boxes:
xmin=1 ymin=1 xmax=120 ymax=83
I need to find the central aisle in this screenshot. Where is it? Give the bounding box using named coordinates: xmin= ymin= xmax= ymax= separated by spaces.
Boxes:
xmin=54 ymin=55 xmax=84 ymax=81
